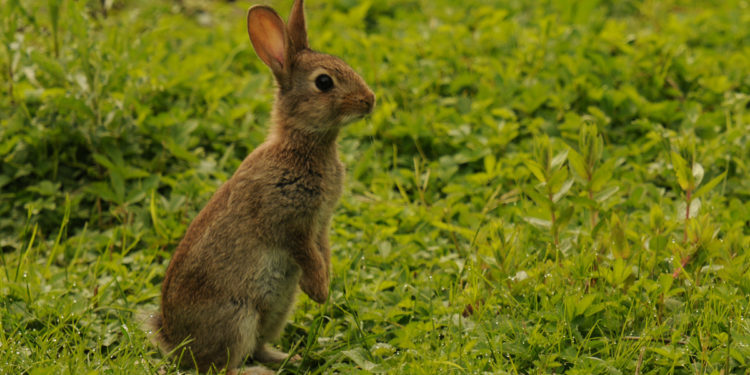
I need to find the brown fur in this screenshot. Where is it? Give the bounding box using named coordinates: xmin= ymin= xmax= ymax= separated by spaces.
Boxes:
xmin=147 ymin=1 xmax=374 ymax=373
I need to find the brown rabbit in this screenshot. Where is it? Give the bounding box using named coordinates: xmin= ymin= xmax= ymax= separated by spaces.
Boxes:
xmin=147 ymin=0 xmax=375 ymax=373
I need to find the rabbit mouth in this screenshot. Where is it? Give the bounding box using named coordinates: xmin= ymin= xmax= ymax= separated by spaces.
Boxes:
xmin=338 ymin=111 xmax=369 ymax=126
xmin=338 ymin=92 xmax=375 ymax=125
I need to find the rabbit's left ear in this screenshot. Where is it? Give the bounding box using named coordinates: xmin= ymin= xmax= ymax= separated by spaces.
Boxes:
xmin=247 ymin=5 xmax=288 ymax=75
xmin=287 ymin=0 xmax=309 ymax=54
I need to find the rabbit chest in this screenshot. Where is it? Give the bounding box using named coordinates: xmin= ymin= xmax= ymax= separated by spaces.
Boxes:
xmin=270 ymin=157 xmax=344 ymax=226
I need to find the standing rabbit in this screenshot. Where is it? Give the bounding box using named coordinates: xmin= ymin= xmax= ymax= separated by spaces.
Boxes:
xmin=147 ymin=0 xmax=375 ymax=373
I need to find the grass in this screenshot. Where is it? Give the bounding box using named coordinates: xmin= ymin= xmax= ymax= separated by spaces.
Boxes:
xmin=1 ymin=0 xmax=750 ymax=373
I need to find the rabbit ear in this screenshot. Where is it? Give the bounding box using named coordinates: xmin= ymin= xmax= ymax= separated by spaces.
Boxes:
xmin=247 ymin=5 xmax=287 ymax=75
xmin=287 ymin=0 xmax=309 ymax=54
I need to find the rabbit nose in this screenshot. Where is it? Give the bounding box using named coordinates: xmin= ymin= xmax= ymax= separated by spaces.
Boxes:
xmin=361 ymin=90 xmax=375 ymax=112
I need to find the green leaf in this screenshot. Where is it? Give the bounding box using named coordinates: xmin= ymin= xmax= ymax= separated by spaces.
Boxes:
xmin=730 ymin=347 xmax=747 ymax=366
xmin=593 ymin=186 xmax=619 ymax=203
xmin=491 ymin=107 xmax=516 ymax=119
xmin=484 ymin=154 xmax=496 ymax=174
xmin=165 ymin=139 xmax=200 ymax=163
xmin=342 ymin=348 xmax=378 ymax=372
xmin=649 ymin=204 xmax=665 ymax=230
xmin=693 ymin=171 xmax=727 ymax=199
xmin=671 ymin=151 xmax=691 ymax=191
xmin=590 ymin=159 xmax=615 ymax=192
xmin=575 ymin=294 xmax=596 ymax=317
xmin=122 ymin=165 xmax=151 ymax=180
xmin=610 ymin=213 xmax=630 ymax=259
xmin=555 ymin=205 xmax=574 ymax=230
xmin=48 ymin=0 xmax=60 ymax=31
xmin=581 ymin=123 xmax=603 ymax=166
xmin=649 ymin=346 xmax=680 ymax=360
xmin=110 ymin=170 xmax=125 ymax=204
xmin=524 ymin=216 xmax=551 ymax=229
xmin=649 ymin=234 xmax=669 ymax=252
xmin=524 ymin=186 xmax=551 ymax=208
xmin=84 ymin=182 xmax=116 ymax=202
xmin=150 ymin=190 xmax=166 ymax=239
xmin=31 ymin=366 xmax=58 ymax=375
xmin=658 ymin=273 xmax=673 ymax=293
xmin=552 ymin=178 xmax=574 ymax=203
xmin=30 ymin=51 xmax=66 ymax=85
xmin=610 ymin=258 xmax=632 ymax=285
xmin=567 ymin=147 xmax=588 ymax=181
xmin=550 ymin=149 xmax=569 ymax=170
xmin=93 ymin=153 xmax=115 ymax=171
xmin=547 ymin=167 xmax=569 ymax=194
xmin=430 ymin=220 xmax=475 ymax=241
xmin=524 ymin=160 xmax=547 ymax=183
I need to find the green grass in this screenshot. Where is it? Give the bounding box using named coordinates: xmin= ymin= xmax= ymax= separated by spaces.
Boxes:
xmin=2 ymin=0 xmax=750 ymax=373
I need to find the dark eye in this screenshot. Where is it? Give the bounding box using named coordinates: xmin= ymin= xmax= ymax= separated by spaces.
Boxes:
xmin=315 ymin=74 xmax=334 ymax=92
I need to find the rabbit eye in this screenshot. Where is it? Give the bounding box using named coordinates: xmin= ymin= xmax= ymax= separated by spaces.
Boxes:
xmin=315 ymin=74 xmax=334 ymax=92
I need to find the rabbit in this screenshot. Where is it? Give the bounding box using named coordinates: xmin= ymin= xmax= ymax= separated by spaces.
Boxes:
xmin=146 ymin=0 xmax=375 ymax=373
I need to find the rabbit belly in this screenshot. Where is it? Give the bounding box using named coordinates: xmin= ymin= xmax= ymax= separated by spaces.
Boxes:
xmin=252 ymin=248 xmax=302 ymax=345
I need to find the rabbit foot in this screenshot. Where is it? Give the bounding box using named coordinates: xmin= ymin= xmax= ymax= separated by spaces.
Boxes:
xmin=254 ymin=345 xmax=301 ymax=364
xmin=229 ymin=366 xmax=275 ymax=375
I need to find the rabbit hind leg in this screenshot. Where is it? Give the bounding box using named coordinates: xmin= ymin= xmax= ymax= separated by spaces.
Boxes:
xmin=191 ymin=304 xmax=264 ymax=372
xmin=252 ymin=304 xmax=299 ymax=364
xmin=253 ymin=279 xmax=301 ymax=363
xmin=222 ymin=307 xmax=278 ymax=374
xmin=254 ymin=345 xmax=301 ymax=364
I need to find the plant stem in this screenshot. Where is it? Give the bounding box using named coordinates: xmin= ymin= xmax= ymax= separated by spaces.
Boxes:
xmin=7 ymin=58 xmax=13 ymax=105
xmin=683 ymin=189 xmax=691 ymax=243
xmin=673 ymin=189 xmax=693 ymax=278
xmin=588 ymin=189 xmax=598 ymax=228
xmin=4 ymin=44 xmax=13 ymax=105
xmin=548 ymin=191 xmax=558 ymax=248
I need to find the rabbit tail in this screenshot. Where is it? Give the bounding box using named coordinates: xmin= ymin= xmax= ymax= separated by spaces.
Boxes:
xmin=142 ymin=311 xmax=175 ymax=355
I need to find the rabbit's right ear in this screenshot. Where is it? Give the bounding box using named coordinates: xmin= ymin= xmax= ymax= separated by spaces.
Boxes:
xmin=287 ymin=0 xmax=309 ymax=54
xmin=247 ymin=6 xmax=287 ymax=77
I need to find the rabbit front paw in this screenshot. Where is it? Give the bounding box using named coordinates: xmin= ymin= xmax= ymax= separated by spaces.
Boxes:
xmin=300 ymin=271 xmax=328 ymax=304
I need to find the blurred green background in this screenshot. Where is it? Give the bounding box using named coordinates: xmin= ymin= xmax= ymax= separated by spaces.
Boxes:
xmin=1 ymin=0 xmax=749 ymax=373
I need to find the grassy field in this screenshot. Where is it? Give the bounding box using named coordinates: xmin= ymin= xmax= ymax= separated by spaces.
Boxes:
xmin=2 ymin=0 xmax=750 ymax=373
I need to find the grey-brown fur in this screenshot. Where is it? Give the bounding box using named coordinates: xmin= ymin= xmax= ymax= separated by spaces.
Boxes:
xmin=147 ymin=1 xmax=374 ymax=373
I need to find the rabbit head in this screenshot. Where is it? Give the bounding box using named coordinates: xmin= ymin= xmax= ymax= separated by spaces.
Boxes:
xmin=247 ymin=0 xmax=375 ymax=133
